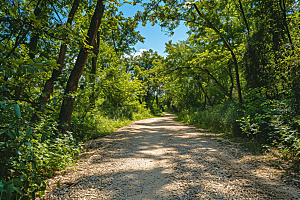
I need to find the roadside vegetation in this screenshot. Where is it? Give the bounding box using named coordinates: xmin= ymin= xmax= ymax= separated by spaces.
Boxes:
xmin=1 ymin=0 xmax=300 ymax=199
xmin=154 ymin=0 xmax=300 ymax=171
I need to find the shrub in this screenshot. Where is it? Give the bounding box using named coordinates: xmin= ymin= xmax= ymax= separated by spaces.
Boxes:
xmin=177 ymin=102 xmax=242 ymax=135
xmin=0 ymin=101 xmax=81 ymax=199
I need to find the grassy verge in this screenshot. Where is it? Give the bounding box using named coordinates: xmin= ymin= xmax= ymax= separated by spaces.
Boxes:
xmin=174 ymin=114 xmax=264 ymax=154
xmin=71 ymin=102 xmax=166 ymax=142
xmin=173 ymin=113 xmax=300 ymax=173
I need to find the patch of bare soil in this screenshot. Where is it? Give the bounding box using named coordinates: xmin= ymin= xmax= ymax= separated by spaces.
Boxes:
xmin=41 ymin=113 xmax=300 ymax=199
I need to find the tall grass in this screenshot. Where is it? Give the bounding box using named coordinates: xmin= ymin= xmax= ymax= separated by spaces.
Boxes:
xmin=71 ymin=104 xmax=154 ymax=141
xmin=177 ymin=102 xmax=242 ymax=135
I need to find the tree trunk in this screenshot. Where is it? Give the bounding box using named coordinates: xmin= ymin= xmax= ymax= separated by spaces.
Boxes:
xmin=279 ymin=0 xmax=293 ymax=47
xmin=227 ymin=64 xmax=234 ymax=99
xmin=3 ymin=0 xmax=42 ymax=60
xmin=85 ymin=31 xmax=101 ymax=116
xmin=156 ymin=89 xmax=159 ymax=106
xmin=197 ymin=76 xmax=212 ymax=106
xmin=193 ymin=3 xmax=243 ymax=104
xmin=91 ymin=31 xmax=100 ymax=77
xmin=28 ymin=0 xmax=43 ymax=59
xmin=58 ymin=0 xmax=105 ymax=133
xmin=31 ymin=0 xmax=80 ymax=122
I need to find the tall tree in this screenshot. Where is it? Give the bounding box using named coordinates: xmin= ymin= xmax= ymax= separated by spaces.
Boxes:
xmin=58 ymin=0 xmax=105 ymax=132
xmin=31 ymin=0 xmax=80 ymax=121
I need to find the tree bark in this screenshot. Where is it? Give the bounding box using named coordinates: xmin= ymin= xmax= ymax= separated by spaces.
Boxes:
xmin=235 ymin=0 xmax=259 ymax=88
xmin=91 ymin=31 xmax=100 ymax=78
xmin=28 ymin=0 xmax=45 ymax=59
xmin=197 ymin=76 xmax=212 ymax=106
xmin=58 ymin=0 xmax=105 ymax=133
xmin=237 ymin=0 xmax=250 ymax=34
xmin=279 ymin=0 xmax=293 ymax=48
xmin=4 ymin=0 xmax=43 ymax=59
xmin=84 ymin=31 xmax=100 ymax=116
xmin=31 ymin=0 xmax=80 ymax=122
xmin=227 ymin=64 xmax=234 ymax=99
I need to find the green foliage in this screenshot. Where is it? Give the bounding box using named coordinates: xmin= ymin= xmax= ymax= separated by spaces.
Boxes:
xmin=0 ymin=0 xmax=159 ymax=198
xmin=1 ymin=0 xmax=300 ymax=197
xmin=154 ymin=0 xmax=300 ymax=165
xmin=70 ymin=103 xmax=153 ymax=141
xmin=238 ymin=90 xmax=300 ymax=162
xmin=0 ymin=100 xmax=81 ymax=199
xmin=176 ymin=102 xmax=242 ymax=135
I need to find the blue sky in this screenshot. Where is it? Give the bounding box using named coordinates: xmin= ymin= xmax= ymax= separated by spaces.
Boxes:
xmin=119 ymin=3 xmax=189 ymax=57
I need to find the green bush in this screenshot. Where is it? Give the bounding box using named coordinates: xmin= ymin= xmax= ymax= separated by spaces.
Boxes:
xmin=177 ymin=102 xmax=242 ymax=135
xmin=70 ymin=102 xmax=153 ymax=141
xmin=238 ymin=91 xmax=300 ymax=161
xmin=0 ymin=101 xmax=81 ymax=199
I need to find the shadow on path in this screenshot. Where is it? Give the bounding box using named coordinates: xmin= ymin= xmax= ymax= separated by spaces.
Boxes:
xmin=42 ymin=114 xmax=300 ymax=200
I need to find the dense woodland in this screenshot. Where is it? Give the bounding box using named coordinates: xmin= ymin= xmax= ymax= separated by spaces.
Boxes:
xmin=0 ymin=0 xmax=300 ymax=199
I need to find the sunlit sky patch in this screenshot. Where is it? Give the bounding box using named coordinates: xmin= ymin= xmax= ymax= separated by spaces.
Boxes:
xmin=119 ymin=3 xmax=189 ymax=57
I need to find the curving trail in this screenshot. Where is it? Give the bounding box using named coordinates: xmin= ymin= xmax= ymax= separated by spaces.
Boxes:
xmin=42 ymin=114 xmax=300 ymax=199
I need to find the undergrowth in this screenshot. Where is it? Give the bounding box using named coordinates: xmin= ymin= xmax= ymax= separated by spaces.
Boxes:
xmin=174 ymin=99 xmax=300 ymax=171
xmin=70 ymin=104 xmax=156 ymax=141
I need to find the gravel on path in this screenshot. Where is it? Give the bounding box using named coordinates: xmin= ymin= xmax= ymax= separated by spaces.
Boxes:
xmin=41 ymin=113 xmax=300 ymax=200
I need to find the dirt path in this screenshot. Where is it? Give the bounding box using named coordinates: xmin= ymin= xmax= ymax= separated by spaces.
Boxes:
xmin=42 ymin=114 xmax=300 ymax=199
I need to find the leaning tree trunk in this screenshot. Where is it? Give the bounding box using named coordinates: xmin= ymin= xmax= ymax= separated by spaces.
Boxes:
xmin=58 ymin=0 xmax=105 ymax=133
xmin=197 ymin=76 xmax=212 ymax=106
xmin=81 ymin=31 xmax=101 ymax=121
xmin=31 ymin=0 xmax=80 ymax=122
xmin=193 ymin=3 xmax=243 ymax=104
xmin=279 ymin=0 xmax=293 ymax=48
xmin=28 ymin=0 xmax=43 ymax=59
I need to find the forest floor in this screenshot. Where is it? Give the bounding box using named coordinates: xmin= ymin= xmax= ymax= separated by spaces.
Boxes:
xmin=41 ymin=113 xmax=300 ymax=199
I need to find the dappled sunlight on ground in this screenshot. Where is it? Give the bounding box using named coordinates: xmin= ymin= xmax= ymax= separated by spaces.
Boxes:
xmin=40 ymin=114 xmax=300 ymax=200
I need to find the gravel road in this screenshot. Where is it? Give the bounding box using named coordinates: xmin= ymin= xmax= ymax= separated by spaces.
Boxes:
xmin=41 ymin=113 xmax=300 ymax=199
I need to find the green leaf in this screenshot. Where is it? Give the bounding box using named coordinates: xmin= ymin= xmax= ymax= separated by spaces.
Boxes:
xmin=11 ymin=6 xmax=18 ymax=14
xmin=8 ymin=130 xmax=16 ymax=139
xmin=13 ymin=103 xmax=21 ymax=118
xmin=41 ymin=132 xmax=46 ymax=143
xmin=6 ymin=183 xmax=14 ymax=200
xmin=22 ymin=66 xmax=27 ymax=74
xmin=4 ymin=104 xmax=10 ymax=112
xmin=42 ymin=67 xmax=48 ymax=72
xmin=28 ymin=67 xmax=34 ymax=75
xmin=0 ymin=43 xmax=4 ymax=51
xmin=37 ymin=177 xmax=42 ymax=186
xmin=28 ymin=59 xmax=34 ymax=65
xmin=14 ymin=186 xmax=24 ymax=195
xmin=0 ymin=102 xmax=5 ymax=109
xmin=32 ymin=65 xmax=40 ymax=72
xmin=25 ymin=127 xmax=32 ymax=137
xmin=12 ymin=178 xmax=22 ymax=187
xmin=1 ymin=84 xmax=8 ymax=91
xmin=31 ymin=161 xmax=36 ymax=169
xmin=15 ymin=149 xmax=21 ymax=155
xmin=20 ymin=161 xmax=25 ymax=168
xmin=0 ymin=142 xmax=6 ymax=147
xmin=0 ymin=128 xmax=8 ymax=135
xmin=56 ymin=180 xmax=60 ymax=189
xmin=15 ymin=128 xmax=20 ymax=137
xmin=7 ymin=70 xmax=12 ymax=77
